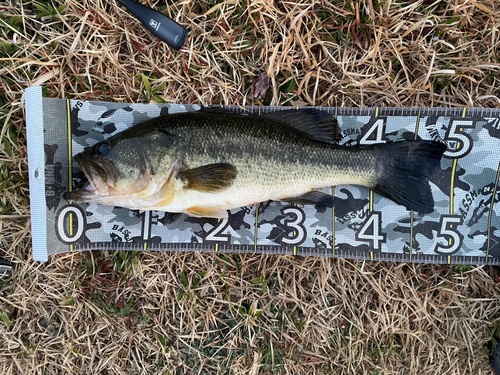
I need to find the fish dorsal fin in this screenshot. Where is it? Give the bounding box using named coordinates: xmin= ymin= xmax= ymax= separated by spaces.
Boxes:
xmin=261 ymin=108 xmax=342 ymax=143
xmin=198 ymin=107 xmax=341 ymax=143
xmin=177 ymin=163 xmax=238 ymax=193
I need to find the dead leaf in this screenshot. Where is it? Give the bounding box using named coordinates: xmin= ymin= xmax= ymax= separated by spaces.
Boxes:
xmin=249 ymin=72 xmax=269 ymax=100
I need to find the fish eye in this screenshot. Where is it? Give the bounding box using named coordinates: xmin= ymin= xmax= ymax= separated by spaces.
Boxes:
xmin=98 ymin=142 xmax=111 ymax=156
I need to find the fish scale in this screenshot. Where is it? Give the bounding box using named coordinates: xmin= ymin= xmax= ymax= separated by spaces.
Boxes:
xmin=152 ymin=112 xmax=375 ymax=185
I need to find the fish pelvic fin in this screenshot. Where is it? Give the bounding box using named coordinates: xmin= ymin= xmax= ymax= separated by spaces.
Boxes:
xmin=281 ymin=190 xmax=335 ymax=207
xmin=370 ymin=140 xmax=447 ymax=214
xmin=185 ymin=206 xmax=229 ymax=219
xmin=178 ymin=163 xmax=238 ymax=193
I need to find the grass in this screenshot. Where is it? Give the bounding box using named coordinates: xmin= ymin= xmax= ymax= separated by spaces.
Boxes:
xmin=0 ymin=0 xmax=500 ymax=373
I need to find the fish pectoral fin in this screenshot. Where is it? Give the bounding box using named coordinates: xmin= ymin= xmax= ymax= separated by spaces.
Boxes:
xmin=177 ymin=163 xmax=238 ymax=193
xmin=185 ymin=206 xmax=229 ymax=219
xmin=281 ymin=190 xmax=335 ymax=207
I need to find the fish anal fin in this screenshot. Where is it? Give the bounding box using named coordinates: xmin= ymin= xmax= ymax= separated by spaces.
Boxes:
xmin=185 ymin=206 xmax=229 ymax=219
xmin=178 ymin=163 xmax=238 ymax=193
xmin=281 ymin=190 xmax=334 ymax=207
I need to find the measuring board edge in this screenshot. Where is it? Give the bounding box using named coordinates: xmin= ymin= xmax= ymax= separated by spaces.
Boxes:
xmin=32 ymin=95 xmax=500 ymax=264
xmin=222 ymin=105 xmax=500 ymax=117
xmin=26 ymin=86 xmax=48 ymax=262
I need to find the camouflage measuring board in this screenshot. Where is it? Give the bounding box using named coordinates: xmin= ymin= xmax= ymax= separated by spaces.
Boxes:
xmin=25 ymin=86 xmax=500 ymax=264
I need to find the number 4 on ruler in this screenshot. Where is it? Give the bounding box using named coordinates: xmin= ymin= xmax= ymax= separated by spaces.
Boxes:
xmin=356 ymin=212 xmax=386 ymax=250
xmin=359 ymin=119 xmax=385 ymax=145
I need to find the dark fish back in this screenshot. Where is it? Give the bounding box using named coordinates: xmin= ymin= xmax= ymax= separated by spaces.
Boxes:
xmin=144 ymin=111 xmax=341 ymax=168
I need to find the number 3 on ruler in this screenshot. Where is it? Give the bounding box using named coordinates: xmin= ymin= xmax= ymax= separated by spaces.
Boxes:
xmin=356 ymin=212 xmax=386 ymax=250
xmin=282 ymin=207 xmax=306 ymax=245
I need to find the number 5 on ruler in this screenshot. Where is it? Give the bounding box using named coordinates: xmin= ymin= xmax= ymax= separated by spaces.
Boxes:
xmin=433 ymin=215 xmax=463 ymax=255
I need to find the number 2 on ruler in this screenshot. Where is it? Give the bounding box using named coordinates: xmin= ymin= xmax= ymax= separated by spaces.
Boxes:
xmin=206 ymin=218 xmax=231 ymax=242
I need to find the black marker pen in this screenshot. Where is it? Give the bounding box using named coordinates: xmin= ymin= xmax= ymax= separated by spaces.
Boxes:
xmin=117 ymin=0 xmax=188 ymax=50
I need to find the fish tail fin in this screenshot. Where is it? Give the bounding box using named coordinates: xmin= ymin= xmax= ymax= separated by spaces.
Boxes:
xmin=370 ymin=140 xmax=447 ymax=214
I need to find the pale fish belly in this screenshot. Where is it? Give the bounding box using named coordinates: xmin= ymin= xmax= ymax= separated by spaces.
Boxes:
xmin=157 ymin=162 xmax=375 ymax=213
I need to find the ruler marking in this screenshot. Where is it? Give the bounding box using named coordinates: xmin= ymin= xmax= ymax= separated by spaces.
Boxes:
xmin=409 ymin=210 xmax=414 ymax=262
xmin=254 ymin=105 xmax=262 ymax=254
xmin=213 ymin=107 xmax=224 ymax=254
xmin=332 ymin=107 xmax=338 ymax=258
xmin=66 ymin=99 xmax=73 ymax=252
xmin=254 ymin=206 xmax=259 ymax=254
xmin=450 ymin=159 xmax=458 ymax=215
xmin=69 ymin=210 xmax=73 ymax=237
xmin=292 ymin=106 xmax=300 ymax=256
xmin=369 ymin=190 xmax=374 ymax=212
xmin=215 ymin=219 xmax=220 ymax=253
xmin=67 ymin=100 xmax=72 ymax=193
xmin=486 ymin=158 xmax=500 ymax=264
xmin=368 ymin=108 xmax=379 ymax=260
xmin=449 ymin=109 xmax=467 ymax=216
xmin=409 ymin=108 xmax=422 ymax=263
xmin=143 ymin=211 xmax=151 ymax=251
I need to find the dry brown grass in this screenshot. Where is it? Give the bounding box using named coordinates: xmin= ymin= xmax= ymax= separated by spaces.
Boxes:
xmin=1 ymin=0 xmax=500 ymax=373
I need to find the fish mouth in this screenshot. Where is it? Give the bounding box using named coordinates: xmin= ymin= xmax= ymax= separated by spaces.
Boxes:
xmin=64 ymin=153 xmax=115 ymax=202
xmin=63 ymin=184 xmax=98 ymax=202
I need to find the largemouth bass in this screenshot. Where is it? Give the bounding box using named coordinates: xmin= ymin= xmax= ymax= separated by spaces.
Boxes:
xmin=64 ymin=107 xmax=447 ymax=218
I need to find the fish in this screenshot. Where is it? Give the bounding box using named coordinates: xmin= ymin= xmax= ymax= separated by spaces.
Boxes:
xmin=64 ymin=107 xmax=447 ymax=219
